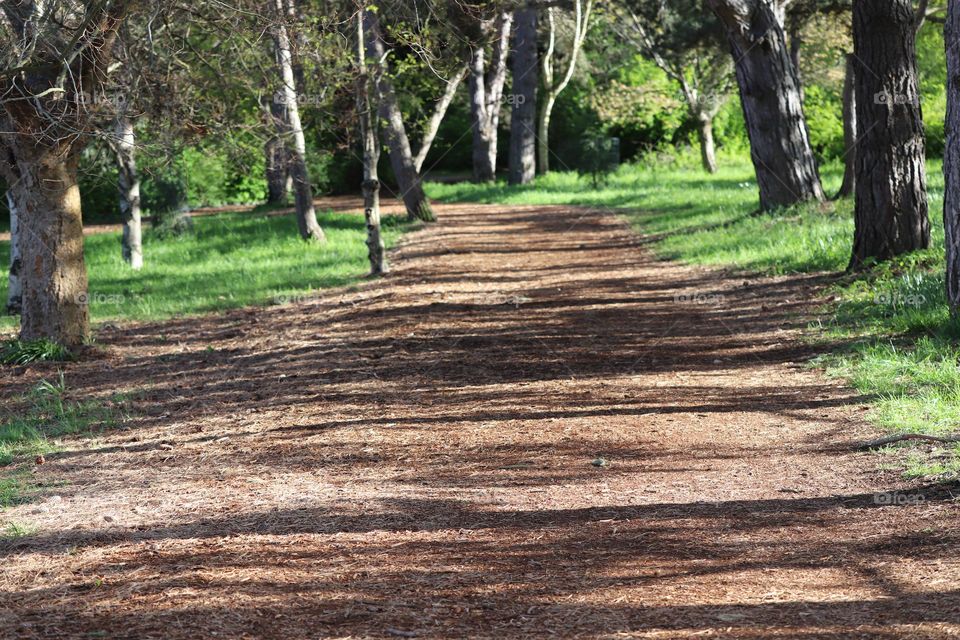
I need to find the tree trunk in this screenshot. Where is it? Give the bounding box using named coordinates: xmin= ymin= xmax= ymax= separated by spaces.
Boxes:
xmin=264 ymin=99 xmax=291 ymax=204
xmin=272 ymin=0 xmax=324 ymax=241
xmin=114 ymin=116 xmax=143 ymax=270
xmin=363 ymin=10 xmax=434 ymax=222
xmin=469 ymin=11 xmax=513 ymax=183
xmin=697 ymin=117 xmax=719 ymax=174
xmin=849 ymin=0 xmax=929 ymax=270
xmin=469 ymin=47 xmax=496 ymax=182
xmin=414 ymin=63 xmax=467 ymax=173
xmin=5 ymin=188 xmax=22 ymax=315
xmin=707 ymin=0 xmax=825 ymax=210
xmin=357 ymin=11 xmax=387 ymax=275
xmin=14 ymin=149 xmax=90 ymax=346
xmin=836 ymin=53 xmax=857 ymax=199
xmin=509 ymin=7 xmax=538 ymax=185
xmin=946 ymin=0 xmax=960 ymax=312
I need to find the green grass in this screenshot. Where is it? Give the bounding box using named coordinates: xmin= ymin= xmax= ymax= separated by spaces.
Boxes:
xmin=0 ymin=339 xmax=73 ymax=365
xmin=0 ymin=208 xmax=409 ymax=331
xmin=1 ymin=521 xmax=38 ymax=540
xmin=428 ymin=151 xmax=960 ymax=481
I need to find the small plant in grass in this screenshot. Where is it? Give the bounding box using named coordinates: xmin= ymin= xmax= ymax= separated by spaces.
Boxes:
xmin=1 ymin=522 xmax=38 ymax=540
xmin=0 ymin=471 xmax=38 ymax=508
xmin=0 ymin=339 xmax=73 ymax=365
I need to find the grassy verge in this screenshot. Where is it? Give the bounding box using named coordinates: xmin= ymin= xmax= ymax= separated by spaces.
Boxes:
xmin=428 ymin=153 xmax=959 ymax=481
xmin=0 ymin=207 xmax=409 ymax=331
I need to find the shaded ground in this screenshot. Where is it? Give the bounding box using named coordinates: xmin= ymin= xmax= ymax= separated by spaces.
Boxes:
xmin=1 ymin=203 xmax=958 ymax=639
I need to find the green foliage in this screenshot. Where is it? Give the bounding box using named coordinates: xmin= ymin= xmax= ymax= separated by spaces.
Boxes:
xmin=0 ymin=209 xmax=409 ymax=328
xmin=803 ymin=84 xmax=844 ymax=160
xmin=0 ymin=339 xmax=73 ymax=365
xmin=429 ymin=155 xmax=958 ymax=480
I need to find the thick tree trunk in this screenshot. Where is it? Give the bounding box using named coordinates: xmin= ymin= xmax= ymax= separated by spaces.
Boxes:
xmin=363 ymin=11 xmax=434 ymax=222
xmin=6 ymin=189 xmax=22 ymax=315
xmin=414 ymin=63 xmax=467 ymax=173
xmin=469 ymin=11 xmax=513 ymax=183
xmin=272 ymin=0 xmax=324 ymax=241
xmin=14 ymin=150 xmax=90 ymax=346
xmin=697 ymin=117 xmax=718 ymax=174
xmin=114 ymin=116 xmax=143 ymax=270
xmin=836 ymin=53 xmax=857 ymax=199
xmin=509 ymin=7 xmax=538 ymax=185
xmin=357 ymin=12 xmax=387 ymax=275
xmin=849 ymin=0 xmax=929 ymax=270
xmin=946 ymin=1 xmax=960 ymax=312
xmin=707 ymin=0 xmax=824 ymax=210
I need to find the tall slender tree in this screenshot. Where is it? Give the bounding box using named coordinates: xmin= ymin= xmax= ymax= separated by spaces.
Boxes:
xmin=616 ymin=0 xmax=733 ymax=174
xmin=848 ymin=0 xmax=928 ymax=270
xmin=357 ymin=8 xmax=387 ymax=275
xmin=363 ymin=8 xmax=434 ymax=222
xmin=706 ymin=0 xmax=825 ymax=210
xmin=538 ymin=0 xmax=594 ymax=175
xmin=469 ymin=10 xmax=513 ymax=182
xmin=270 ymin=0 xmax=325 ymax=241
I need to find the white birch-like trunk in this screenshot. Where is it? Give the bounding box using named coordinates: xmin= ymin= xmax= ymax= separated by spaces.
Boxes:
xmin=537 ymin=0 xmax=593 ymax=175
xmin=115 ymin=116 xmax=143 ymax=269
xmin=414 ymin=63 xmax=468 ymax=173
xmin=357 ymin=9 xmax=386 ymax=275
xmin=469 ymin=11 xmax=513 ymax=182
xmin=272 ymin=0 xmax=324 ymax=241
xmin=363 ymin=10 xmax=434 ymax=222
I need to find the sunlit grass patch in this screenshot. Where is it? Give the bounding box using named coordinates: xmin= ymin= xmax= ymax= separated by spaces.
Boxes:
xmin=0 ymin=208 xmax=410 ymax=331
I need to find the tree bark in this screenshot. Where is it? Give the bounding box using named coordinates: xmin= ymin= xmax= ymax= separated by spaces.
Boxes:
xmin=509 ymin=7 xmax=538 ymax=185
xmin=9 ymin=148 xmax=90 ymax=346
xmin=114 ymin=116 xmax=143 ymax=270
xmin=697 ymin=118 xmax=719 ymax=174
xmin=469 ymin=11 xmax=513 ymax=183
xmin=943 ymin=1 xmax=960 ymax=311
xmin=264 ymin=99 xmax=291 ymax=204
xmin=849 ymin=0 xmax=929 ymax=270
xmin=5 ymin=187 xmax=22 ymax=315
xmin=836 ymin=53 xmax=857 ymax=199
xmin=363 ymin=10 xmax=434 ymax=222
xmin=271 ymin=0 xmax=324 ymax=241
xmin=707 ymin=0 xmax=825 ymax=210
xmin=357 ymin=10 xmax=387 ymax=275
xmin=538 ymin=1 xmax=593 ymax=175
xmin=414 ymin=63 xmax=468 ymax=173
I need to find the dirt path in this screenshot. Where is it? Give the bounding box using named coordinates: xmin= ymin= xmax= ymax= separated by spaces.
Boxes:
xmin=1 ymin=204 xmax=958 ymax=639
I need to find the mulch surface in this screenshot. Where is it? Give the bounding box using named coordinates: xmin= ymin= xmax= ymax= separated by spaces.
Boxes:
xmin=1 ymin=203 xmax=958 ymax=639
